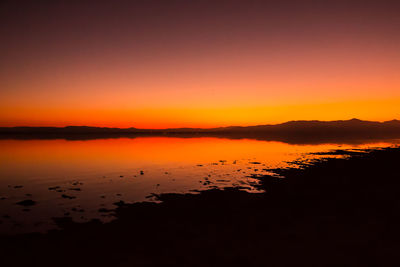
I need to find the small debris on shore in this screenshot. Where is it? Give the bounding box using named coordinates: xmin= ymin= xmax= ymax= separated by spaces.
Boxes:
xmin=98 ymin=208 xmax=114 ymax=213
xmin=16 ymin=200 xmax=36 ymax=206
xmin=48 ymin=186 xmax=61 ymax=190
xmin=71 ymin=207 xmax=85 ymax=212
xmin=61 ymin=194 xmax=76 ymax=199
xmin=113 ymin=200 xmax=125 ymax=207
xmin=68 ymin=188 xmax=81 ymax=191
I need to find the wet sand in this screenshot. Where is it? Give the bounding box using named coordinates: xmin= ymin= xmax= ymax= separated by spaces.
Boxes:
xmin=1 ymin=147 xmax=400 ymax=266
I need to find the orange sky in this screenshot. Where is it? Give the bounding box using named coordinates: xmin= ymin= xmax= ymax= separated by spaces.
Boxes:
xmin=0 ymin=0 xmax=399 ymax=128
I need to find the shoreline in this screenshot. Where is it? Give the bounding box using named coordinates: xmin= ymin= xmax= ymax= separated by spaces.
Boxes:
xmin=2 ymin=146 xmax=400 ymax=266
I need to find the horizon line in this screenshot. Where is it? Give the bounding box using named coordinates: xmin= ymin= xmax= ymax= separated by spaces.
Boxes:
xmin=2 ymin=118 xmax=400 ymax=130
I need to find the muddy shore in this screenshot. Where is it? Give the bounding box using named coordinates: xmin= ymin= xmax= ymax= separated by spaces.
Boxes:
xmin=1 ymin=147 xmax=400 ymax=266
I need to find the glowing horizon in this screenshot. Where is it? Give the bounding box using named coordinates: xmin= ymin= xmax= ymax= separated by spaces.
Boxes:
xmin=1 ymin=98 xmax=400 ymax=128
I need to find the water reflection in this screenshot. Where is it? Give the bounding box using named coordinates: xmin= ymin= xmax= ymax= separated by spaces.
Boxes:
xmin=0 ymin=137 xmax=398 ymax=234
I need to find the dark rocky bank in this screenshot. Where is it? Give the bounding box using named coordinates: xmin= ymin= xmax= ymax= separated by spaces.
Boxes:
xmin=1 ymin=147 xmax=400 ymax=266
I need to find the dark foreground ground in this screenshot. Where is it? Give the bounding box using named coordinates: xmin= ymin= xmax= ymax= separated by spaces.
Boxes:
xmin=1 ymin=147 xmax=400 ymax=266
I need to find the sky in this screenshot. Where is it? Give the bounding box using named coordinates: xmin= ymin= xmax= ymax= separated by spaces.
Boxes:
xmin=1 ymin=0 xmax=399 ymax=128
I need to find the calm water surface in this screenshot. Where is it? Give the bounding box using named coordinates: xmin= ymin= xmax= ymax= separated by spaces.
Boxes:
xmin=0 ymin=137 xmax=397 ymax=234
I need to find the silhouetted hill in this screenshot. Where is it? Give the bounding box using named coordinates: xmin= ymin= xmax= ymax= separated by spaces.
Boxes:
xmin=1 ymin=119 xmax=400 ymax=144
xmin=224 ymin=119 xmax=400 ymax=133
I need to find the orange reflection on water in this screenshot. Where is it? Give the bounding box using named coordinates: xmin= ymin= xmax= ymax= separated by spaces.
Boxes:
xmin=0 ymin=137 xmax=348 ymax=164
xmin=0 ymin=137 xmax=397 ymax=234
xmin=0 ymin=137 xmax=393 ymax=179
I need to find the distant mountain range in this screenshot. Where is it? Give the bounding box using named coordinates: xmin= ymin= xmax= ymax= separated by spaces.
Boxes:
xmin=1 ymin=119 xmax=400 ymax=144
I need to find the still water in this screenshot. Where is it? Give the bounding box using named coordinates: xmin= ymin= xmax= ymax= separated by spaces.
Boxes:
xmin=0 ymin=137 xmax=397 ymax=234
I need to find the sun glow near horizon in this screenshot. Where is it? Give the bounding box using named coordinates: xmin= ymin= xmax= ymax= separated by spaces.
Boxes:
xmin=1 ymin=98 xmax=399 ymax=128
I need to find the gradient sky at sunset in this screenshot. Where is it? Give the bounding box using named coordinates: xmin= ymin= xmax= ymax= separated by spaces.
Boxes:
xmin=1 ymin=0 xmax=399 ymax=128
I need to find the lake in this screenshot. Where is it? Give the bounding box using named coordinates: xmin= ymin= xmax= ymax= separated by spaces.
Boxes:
xmin=0 ymin=137 xmax=398 ymax=234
